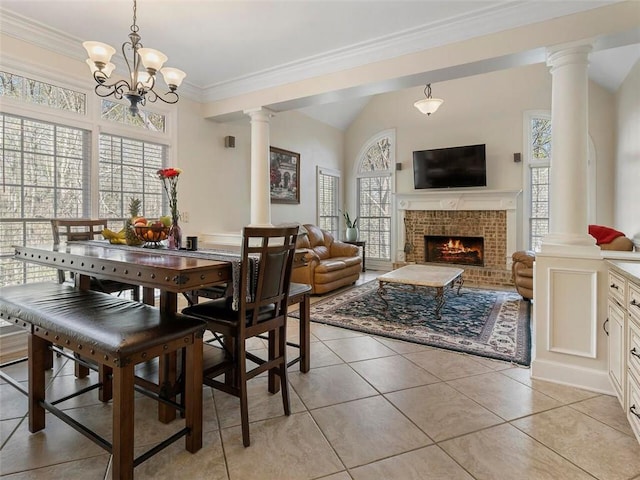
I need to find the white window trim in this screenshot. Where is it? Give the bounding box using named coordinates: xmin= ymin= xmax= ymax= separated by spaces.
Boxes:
xmin=522 ymin=110 xmax=550 ymax=251
xmin=1 ymin=61 xmax=178 ymax=220
xmin=316 ymin=165 xmax=341 ymax=236
xmin=353 ymin=128 xmax=396 ymax=269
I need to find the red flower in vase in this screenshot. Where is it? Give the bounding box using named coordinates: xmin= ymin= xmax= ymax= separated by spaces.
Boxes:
xmin=157 ymin=167 xmax=183 ymax=223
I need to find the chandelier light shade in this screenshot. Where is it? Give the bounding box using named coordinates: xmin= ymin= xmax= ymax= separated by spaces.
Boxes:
xmin=414 ymin=84 xmax=443 ymax=116
xmin=83 ymin=0 xmax=186 ymax=114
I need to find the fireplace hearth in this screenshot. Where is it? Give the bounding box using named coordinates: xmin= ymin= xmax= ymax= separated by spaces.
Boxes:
xmin=425 ymin=235 xmax=484 ymax=266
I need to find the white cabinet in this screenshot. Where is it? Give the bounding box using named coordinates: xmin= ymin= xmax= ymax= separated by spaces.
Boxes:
xmin=628 ymin=281 xmax=640 ymax=440
xmin=607 ymin=261 xmax=640 ymax=444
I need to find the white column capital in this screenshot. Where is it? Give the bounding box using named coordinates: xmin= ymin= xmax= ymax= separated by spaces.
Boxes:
xmin=244 ymin=107 xmax=274 ymax=122
xmin=546 ymin=43 xmax=593 ymax=70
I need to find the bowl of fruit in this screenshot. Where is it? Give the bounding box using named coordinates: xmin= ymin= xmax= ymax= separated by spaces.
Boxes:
xmin=133 ymin=218 xmax=170 ymax=247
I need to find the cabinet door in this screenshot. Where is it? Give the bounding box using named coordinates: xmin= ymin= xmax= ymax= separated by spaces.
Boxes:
xmin=608 ymin=300 xmax=626 ymax=406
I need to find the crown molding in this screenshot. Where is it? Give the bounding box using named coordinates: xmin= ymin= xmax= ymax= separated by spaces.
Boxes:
xmin=1 ymin=2 xmax=616 ymax=104
xmin=199 ymin=1 xmax=615 ymax=102
xmin=0 ymin=8 xmax=204 ymax=103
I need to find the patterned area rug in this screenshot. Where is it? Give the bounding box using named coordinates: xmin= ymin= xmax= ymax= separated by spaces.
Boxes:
xmin=294 ymin=280 xmax=531 ymax=366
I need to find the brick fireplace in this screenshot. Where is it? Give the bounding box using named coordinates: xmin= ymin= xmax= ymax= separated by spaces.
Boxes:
xmin=396 ymin=190 xmax=521 ymax=287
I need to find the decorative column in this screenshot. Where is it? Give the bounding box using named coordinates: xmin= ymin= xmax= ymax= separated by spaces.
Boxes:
xmin=531 ymin=41 xmax=608 ymax=394
xmin=245 ymin=108 xmax=272 ymax=226
xmin=542 ymin=44 xmax=596 ymax=251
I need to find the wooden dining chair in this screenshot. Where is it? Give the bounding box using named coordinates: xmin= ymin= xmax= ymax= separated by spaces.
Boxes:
xmin=181 ymin=225 xmax=299 ymax=447
xmin=51 ymin=219 xmax=140 ymax=301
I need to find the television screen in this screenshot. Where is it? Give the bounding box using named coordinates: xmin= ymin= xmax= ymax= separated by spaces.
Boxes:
xmin=413 ymin=144 xmax=486 ymax=189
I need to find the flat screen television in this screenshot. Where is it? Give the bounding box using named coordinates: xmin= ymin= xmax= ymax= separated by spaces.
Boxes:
xmin=413 ymin=144 xmax=486 ymax=189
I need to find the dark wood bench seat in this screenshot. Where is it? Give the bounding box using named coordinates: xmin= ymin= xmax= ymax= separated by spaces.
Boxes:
xmin=0 ymin=282 xmax=206 ymax=480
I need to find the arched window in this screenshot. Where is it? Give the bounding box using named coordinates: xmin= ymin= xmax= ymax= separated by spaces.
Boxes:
xmin=355 ymin=130 xmax=395 ymax=266
xmin=524 ymin=112 xmax=551 ymax=251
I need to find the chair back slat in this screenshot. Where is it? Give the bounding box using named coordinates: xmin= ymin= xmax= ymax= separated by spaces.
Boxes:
xmin=51 ymin=219 xmax=109 ymax=283
xmin=51 ymin=219 xmax=109 ymax=244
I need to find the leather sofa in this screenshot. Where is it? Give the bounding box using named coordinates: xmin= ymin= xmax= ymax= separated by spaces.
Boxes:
xmin=291 ymin=224 xmax=362 ymax=294
xmin=512 ymin=250 xmax=534 ymax=300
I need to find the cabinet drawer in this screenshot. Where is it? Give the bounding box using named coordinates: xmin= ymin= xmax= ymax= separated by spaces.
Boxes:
xmin=609 ymin=270 xmax=627 ymax=306
xmin=626 ymin=370 xmax=640 ymax=443
xmin=630 ymin=318 xmax=640 ymax=381
xmin=629 ymin=282 xmax=640 ymax=323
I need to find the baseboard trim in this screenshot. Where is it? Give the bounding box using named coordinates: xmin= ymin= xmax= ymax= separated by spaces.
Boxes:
xmin=531 ymin=358 xmax=614 ymax=395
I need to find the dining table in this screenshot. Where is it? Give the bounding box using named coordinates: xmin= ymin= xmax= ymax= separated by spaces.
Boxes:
xmin=13 ymin=240 xmax=311 ymax=423
xmin=14 ymin=241 xmax=232 ymax=422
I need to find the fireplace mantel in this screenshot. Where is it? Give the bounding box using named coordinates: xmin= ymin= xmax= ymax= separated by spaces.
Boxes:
xmin=396 ymin=190 xmax=521 ymax=212
xmin=395 ymin=190 xmax=522 ymax=277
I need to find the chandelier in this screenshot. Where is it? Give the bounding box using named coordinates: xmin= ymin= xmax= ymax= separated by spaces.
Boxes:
xmin=414 ymin=84 xmax=443 ymax=116
xmin=82 ymin=0 xmax=186 ymax=114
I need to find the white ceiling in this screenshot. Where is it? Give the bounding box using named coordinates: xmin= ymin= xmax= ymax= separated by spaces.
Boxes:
xmin=1 ymin=0 xmax=638 ymax=130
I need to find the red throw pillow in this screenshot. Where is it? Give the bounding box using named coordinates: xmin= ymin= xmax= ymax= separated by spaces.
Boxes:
xmin=588 ymin=224 xmax=625 ymax=245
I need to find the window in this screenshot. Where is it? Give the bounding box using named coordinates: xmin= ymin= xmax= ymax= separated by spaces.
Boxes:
xmin=355 ymin=130 xmax=394 ymax=264
xmin=0 ymin=113 xmax=90 ymax=286
xmin=317 ymin=167 xmax=340 ymax=238
xmin=0 ymin=71 xmax=86 ymax=115
xmin=101 ymin=100 xmax=166 ymax=132
xmin=1 ymin=69 xmax=171 ymax=289
xmin=525 ymin=113 xmax=551 ymax=252
xmin=99 ymin=134 xmax=167 ymax=222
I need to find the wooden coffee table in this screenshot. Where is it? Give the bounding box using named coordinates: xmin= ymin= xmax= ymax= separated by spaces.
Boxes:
xmin=377 ymin=264 xmax=464 ymax=319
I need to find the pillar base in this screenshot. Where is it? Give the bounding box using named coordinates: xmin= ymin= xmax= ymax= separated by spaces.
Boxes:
xmin=247 ymin=222 xmax=274 ymax=227
xmin=540 ymin=232 xmax=599 ymax=257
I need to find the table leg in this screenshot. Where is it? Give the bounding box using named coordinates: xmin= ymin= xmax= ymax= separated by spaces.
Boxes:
xmin=75 ymin=274 xmax=91 ymax=378
xmin=434 ymin=286 xmax=445 ymax=319
xmin=378 ymin=281 xmax=390 ymax=312
xmin=142 ymin=287 xmax=155 ymax=305
xmin=455 ymin=275 xmax=464 ymax=295
xmin=28 ymin=333 xmax=47 ymax=433
xmin=299 ymin=293 xmax=311 ymax=373
xmin=158 ymin=291 xmax=178 ymax=423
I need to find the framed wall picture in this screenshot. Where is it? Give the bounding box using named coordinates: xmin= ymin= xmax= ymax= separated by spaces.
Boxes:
xmin=270 ymin=146 xmax=300 ymax=204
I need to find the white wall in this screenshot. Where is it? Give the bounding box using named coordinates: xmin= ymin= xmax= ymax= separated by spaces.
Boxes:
xmin=346 ymin=65 xmax=552 ymax=196
xmin=344 ymin=62 xmax=617 ymax=253
xmin=175 ymin=102 xmax=251 ymax=237
xmin=180 ymin=108 xmax=344 ymax=238
xmin=270 ymin=111 xmax=344 ymax=226
xmin=614 ymin=59 xmax=640 ymax=241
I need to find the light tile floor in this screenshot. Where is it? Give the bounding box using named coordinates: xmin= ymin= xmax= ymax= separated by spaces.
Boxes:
xmin=1 ymin=272 xmax=639 ymax=479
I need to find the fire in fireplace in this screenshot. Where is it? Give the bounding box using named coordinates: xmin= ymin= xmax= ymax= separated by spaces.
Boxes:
xmin=424 ymin=235 xmax=484 ymax=266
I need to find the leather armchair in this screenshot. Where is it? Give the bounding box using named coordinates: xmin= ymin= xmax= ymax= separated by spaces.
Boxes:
xmin=511 ymin=230 xmax=633 ymax=300
xmin=291 ymin=224 xmax=362 ymax=294
xmin=599 ymin=236 xmax=634 ymax=251
xmin=512 ymin=250 xmax=534 ymax=300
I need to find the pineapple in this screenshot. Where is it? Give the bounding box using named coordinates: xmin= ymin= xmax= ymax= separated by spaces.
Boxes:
xmin=125 ymin=197 xmax=144 ymax=246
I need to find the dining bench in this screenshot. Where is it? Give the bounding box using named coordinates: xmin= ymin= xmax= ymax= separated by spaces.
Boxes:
xmin=0 ymin=282 xmax=206 ymax=480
